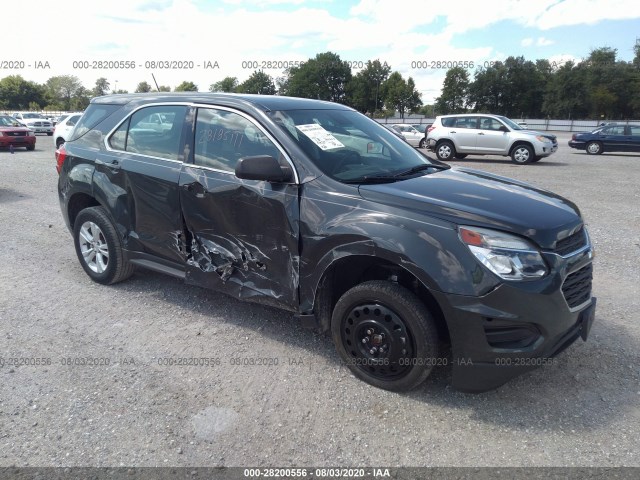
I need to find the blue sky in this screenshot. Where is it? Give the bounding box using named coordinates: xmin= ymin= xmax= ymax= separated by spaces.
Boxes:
xmin=6 ymin=0 xmax=640 ymax=103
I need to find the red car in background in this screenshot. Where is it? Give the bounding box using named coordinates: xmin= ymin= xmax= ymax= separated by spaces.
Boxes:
xmin=0 ymin=115 xmax=36 ymax=151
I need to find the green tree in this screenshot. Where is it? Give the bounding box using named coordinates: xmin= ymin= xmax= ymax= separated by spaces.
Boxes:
xmin=174 ymin=81 xmax=198 ymax=92
xmin=381 ymin=72 xmax=422 ymax=119
xmin=135 ymin=81 xmax=152 ymax=93
xmin=542 ymin=61 xmax=588 ymax=118
xmin=236 ymin=71 xmax=276 ymax=94
xmin=158 ymin=85 xmax=171 ymax=92
xmin=209 ymin=77 xmax=239 ymax=92
xmin=92 ymin=77 xmax=110 ymax=96
xmin=468 ymin=61 xmax=508 ymax=113
xmin=45 ymin=75 xmax=85 ymax=111
xmin=434 ymin=66 xmax=469 ymax=114
xmin=0 ymin=75 xmax=46 ymax=110
xmin=347 ymin=60 xmax=391 ymax=114
xmin=284 ymin=52 xmax=352 ymax=103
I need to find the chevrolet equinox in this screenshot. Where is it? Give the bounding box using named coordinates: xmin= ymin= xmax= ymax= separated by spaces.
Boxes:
xmin=56 ymin=93 xmax=595 ymax=392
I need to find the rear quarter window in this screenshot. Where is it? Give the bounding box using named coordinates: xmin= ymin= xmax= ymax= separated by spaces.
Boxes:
xmin=69 ymin=104 xmax=121 ymax=142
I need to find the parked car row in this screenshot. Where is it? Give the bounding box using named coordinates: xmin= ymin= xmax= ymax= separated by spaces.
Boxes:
xmin=381 ymin=117 xmax=640 ymax=163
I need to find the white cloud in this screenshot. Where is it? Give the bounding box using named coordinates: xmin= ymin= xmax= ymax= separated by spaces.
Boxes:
xmin=6 ymin=0 xmax=640 ymax=103
xmin=522 ymin=37 xmax=554 ymax=47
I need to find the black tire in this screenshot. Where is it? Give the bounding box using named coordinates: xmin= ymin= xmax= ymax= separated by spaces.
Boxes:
xmin=73 ymin=206 xmax=134 ymax=285
xmin=586 ymin=141 xmax=603 ymax=155
xmin=331 ymin=280 xmax=439 ymax=391
xmin=454 ymin=154 xmax=467 ymax=159
xmin=26 ymin=144 xmax=35 ymax=151
xmin=56 ymin=138 xmax=65 ymax=148
xmin=418 ymin=138 xmax=426 ymax=149
xmin=435 ymin=140 xmax=456 ymax=161
xmin=510 ymin=144 xmax=534 ymax=164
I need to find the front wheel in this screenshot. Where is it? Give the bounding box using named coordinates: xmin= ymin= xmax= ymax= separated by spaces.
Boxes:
xmin=73 ymin=206 xmax=134 ymax=285
xmin=586 ymin=141 xmax=603 ymax=155
xmin=331 ymin=281 xmax=439 ymax=391
xmin=511 ymin=144 xmax=534 ymax=164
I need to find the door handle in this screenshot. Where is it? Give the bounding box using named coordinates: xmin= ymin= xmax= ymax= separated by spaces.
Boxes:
xmin=95 ymin=158 xmax=120 ymax=170
xmin=478 ymin=132 xmax=485 ymax=135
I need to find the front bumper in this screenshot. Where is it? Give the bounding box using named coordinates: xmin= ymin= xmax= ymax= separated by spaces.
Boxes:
xmin=432 ymin=246 xmax=594 ymax=392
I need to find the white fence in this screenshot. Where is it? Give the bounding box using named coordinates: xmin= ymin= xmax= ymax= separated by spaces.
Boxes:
xmin=377 ymin=117 xmax=637 ymax=132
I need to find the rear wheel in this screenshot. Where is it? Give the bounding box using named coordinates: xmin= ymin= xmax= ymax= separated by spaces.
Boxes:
xmin=331 ymin=281 xmax=439 ymax=391
xmin=418 ymin=138 xmax=426 ymax=149
xmin=586 ymin=141 xmax=603 ymax=155
xmin=511 ymin=144 xmax=534 ymax=164
xmin=435 ymin=141 xmax=456 ymax=161
xmin=73 ymin=206 xmax=134 ymax=285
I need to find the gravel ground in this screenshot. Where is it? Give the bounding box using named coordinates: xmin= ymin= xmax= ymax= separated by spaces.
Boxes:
xmin=0 ymin=134 xmax=639 ymax=468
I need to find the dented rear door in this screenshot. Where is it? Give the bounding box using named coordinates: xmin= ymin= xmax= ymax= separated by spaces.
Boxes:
xmin=178 ymin=106 xmax=300 ymax=310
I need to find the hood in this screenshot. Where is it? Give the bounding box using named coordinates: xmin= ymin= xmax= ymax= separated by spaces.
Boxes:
xmin=520 ymin=129 xmax=557 ymax=142
xmin=358 ymin=167 xmax=582 ymax=249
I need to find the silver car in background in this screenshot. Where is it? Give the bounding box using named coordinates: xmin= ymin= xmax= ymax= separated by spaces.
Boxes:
xmin=426 ymin=114 xmax=558 ymax=164
xmin=389 ymin=124 xmax=425 ymax=148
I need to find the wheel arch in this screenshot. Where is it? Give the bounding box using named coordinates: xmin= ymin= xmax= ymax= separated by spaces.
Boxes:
xmin=311 ymin=254 xmax=450 ymax=344
xmin=67 ymin=192 xmax=102 ymax=230
xmin=508 ymin=140 xmax=535 ymax=156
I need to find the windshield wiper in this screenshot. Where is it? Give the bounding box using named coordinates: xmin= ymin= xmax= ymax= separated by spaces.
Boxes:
xmin=392 ymin=163 xmax=451 ymax=177
xmin=343 ymin=175 xmax=400 ymax=184
xmin=343 ymin=163 xmax=451 ymax=185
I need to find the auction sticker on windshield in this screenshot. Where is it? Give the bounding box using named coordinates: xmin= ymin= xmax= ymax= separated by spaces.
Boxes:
xmin=296 ymin=124 xmax=345 ymax=150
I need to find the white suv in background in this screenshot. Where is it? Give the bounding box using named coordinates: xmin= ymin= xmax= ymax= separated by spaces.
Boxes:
xmin=426 ymin=114 xmax=558 ymax=164
xmin=53 ymin=113 xmax=83 ymax=148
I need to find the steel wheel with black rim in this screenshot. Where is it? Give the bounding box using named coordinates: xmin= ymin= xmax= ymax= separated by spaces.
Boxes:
xmin=331 ymin=280 xmax=439 ymax=391
xmin=73 ymin=206 xmax=134 ymax=285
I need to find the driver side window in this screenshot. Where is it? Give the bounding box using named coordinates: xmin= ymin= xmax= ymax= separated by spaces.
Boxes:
xmin=194 ymin=108 xmax=281 ymax=173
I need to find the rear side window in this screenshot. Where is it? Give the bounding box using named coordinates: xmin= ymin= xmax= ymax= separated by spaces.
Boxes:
xmin=629 ymin=126 xmax=640 ymax=136
xmin=193 ymin=107 xmax=281 ymax=172
xmin=441 ymin=117 xmax=455 ymax=127
xmin=108 ymin=105 xmax=187 ymax=160
xmin=69 ymin=104 xmax=120 ymax=141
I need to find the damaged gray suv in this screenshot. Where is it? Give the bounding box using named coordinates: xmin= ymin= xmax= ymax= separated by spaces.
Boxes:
xmin=57 ymin=93 xmax=595 ymax=393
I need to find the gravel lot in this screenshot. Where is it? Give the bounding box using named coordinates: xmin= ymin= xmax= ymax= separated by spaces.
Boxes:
xmin=1 ymin=133 xmax=639 ymax=468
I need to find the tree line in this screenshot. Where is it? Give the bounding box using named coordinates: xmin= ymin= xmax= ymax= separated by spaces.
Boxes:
xmin=435 ymin=45 xmax=640 ymax=120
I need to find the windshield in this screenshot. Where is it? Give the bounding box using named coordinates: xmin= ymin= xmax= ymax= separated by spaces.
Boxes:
xmin=269 ymin=109 xmax=435 ymax=182
xmin=22 ymin=113 xmax=44 ymax=119
xmin=498 ymin=116 xmax=523 ymax=130
xmin=0 ymin=115 xmax=24 ymax=127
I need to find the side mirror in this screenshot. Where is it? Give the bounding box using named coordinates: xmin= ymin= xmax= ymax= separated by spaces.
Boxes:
xmin=235 ymin=155 xmax=293 ymax=183
xmin=367 ymin=142 xmax=383 ymax=154
xmin=499 ymin=126 xmax=509 ymax=132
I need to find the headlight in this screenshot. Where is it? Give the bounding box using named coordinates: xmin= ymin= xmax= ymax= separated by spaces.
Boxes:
xmin=535 ymin=135 xmax=550 ymax=143
xmin=459 ymin=226 xmax=548 ymax=281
